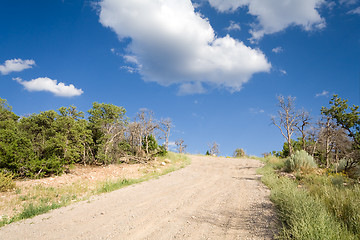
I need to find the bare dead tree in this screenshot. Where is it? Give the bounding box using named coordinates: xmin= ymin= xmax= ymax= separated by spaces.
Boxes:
xmin=317 ymin=116 xmax=348 ymax=168
xmin=159 ymin=118 xmax=173 ymax=151
xmin=126 ymin=121 xmax=142 ymax=155
xmin=307 ymin=125 xmax=319 ymax=157
xmin=208 ymin=141 xmax=220 ymax=156
xmin=318 ymin=117 xmax=354 ymax=169
xmin=175 ymin=138 xmax=187 ymax=154
xmin=296 ymin=109 xmax=311 ymax=150
xmin=136 ymin=109 xmax=158 ymax=156
xmin=319 ymin=117 xmax=335 ymax=168
xmin=272 ymin=96 xmax=299 ymax=156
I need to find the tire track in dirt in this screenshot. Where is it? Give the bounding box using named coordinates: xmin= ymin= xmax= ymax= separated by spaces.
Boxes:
xmin=0 ymin=155 xmax=277 ymax=239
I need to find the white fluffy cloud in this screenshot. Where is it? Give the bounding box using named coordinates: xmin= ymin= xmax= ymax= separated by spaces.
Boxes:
xmin=14 ymin=77 xmax=83 ymax=97
xmin=0 ymin=58 xmax=35 ymax=75
xmin=99 ymin=0 xmax=271 ymax=94
xmin=208 ymin=0 xmax=326 ymax=40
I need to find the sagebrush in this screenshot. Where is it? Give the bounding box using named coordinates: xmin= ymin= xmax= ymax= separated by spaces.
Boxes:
xmin=285 ymin=150 xmax=317 ymax=172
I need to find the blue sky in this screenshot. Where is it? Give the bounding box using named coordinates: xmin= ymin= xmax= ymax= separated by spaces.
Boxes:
xmin=1 ymin=0 xmax=359 ymax=156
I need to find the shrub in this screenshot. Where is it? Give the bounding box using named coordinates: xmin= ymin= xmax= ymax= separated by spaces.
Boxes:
xmin=233 ymin=148 xmax=245 ymax=158
xmin=285 ymin=150 xmax=317 ymax=172
xmin=142 ymin=135 xmax=158 ymax=153
xmin=156 ymin=145 xmax=167 ymax=157
xmin=0 ymin=170 xmax=15 ymax=192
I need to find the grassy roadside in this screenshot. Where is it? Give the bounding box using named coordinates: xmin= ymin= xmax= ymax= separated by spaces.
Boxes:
xmin=258 ymin=156 xmax=360 ymax=240
xmin=96 ymin=152 xmax=191 ymax=193
xmin=0 ymin=152 xmax=190 ymax=228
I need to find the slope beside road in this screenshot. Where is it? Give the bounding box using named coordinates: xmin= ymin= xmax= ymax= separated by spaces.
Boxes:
xmin=0 ymin=155 xmax=277 ymax=239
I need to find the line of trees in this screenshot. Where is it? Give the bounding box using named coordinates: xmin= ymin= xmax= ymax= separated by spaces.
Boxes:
xmin=271 ymin=95 xmax=359 ymax=174
xmin=0 ymin=98 xmax=174 ymax=178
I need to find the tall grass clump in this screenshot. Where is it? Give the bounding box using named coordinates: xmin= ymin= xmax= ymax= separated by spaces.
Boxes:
xmin=264 ymin=155 xmax=286 ymax=170
xmin=0 ymin=171 xmax=15 ymax=192
xmin=258 ymin=162 xmax=356 ymax=240
xmin=285 ymin=150 xmax=317 ymax=172
xmin=303 ymin=174 xmax=360 ymax=236
xmin=320 ymin=185 xmax=360 ymax=236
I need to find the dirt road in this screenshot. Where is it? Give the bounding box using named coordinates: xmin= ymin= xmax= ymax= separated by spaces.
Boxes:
xmin=0 ymin=155 xmax=277 ymax=239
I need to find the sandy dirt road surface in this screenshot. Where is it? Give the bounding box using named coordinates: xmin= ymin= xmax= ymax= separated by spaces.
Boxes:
xmin=0 ymin=155 xmax=277 ymax=240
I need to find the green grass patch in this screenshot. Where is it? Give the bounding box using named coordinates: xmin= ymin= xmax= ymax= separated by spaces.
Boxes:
xmin=97 ymin=178 xmax=141 ymax=193
xmin=17 ymin=202 xmax=61 ymax=220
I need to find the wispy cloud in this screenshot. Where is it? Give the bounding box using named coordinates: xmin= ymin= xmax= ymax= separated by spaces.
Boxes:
xmin=315 ymin=90 xmax=329 ymax=97
xmin=178 ymin=82 xmax=206 ymax=95
xmin=340 ymin=0 xmax=357 ymax=5
xmin=249 ymin=108 xmax=265 ymax=114
xmin=348 ymin=6 xmax=360 ymax=15
xmin=0 ymin=58 xmax=35 ymax=75
xmin=280 ymin=69 xmax=287 ymax=75
xmin=13 ymin=77 xmax=83 ymax=97
xmin=272 ymin=46 xmax=283 ymax=53
xmin=225 ymin=21 xmax=241 ymax=31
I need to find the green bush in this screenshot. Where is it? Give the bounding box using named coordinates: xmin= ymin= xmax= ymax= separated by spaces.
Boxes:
xmin=285 ymin=150 xmax=317 ymax=172
xmin=156 ymin=145 xmax=167 ymax=157
xmin=142 ymin=135 xmax=158 ymax=153
xmin=0 ymin=171 xmax=15 ymax=192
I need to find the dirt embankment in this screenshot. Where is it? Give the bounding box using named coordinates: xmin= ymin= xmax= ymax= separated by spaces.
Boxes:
xmin=0 ymin=155 xmax=277 ymax=239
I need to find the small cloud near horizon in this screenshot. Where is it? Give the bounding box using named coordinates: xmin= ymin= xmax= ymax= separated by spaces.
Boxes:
xmin=315 ymin=90 xmax=329 ymax=97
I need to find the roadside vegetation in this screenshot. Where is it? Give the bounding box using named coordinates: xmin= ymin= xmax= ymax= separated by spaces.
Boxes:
xmin=0 ymin=97 xmax=191 ymax=227
xmin=261 ymin=94 xmax=360 ymax=239
xmin=0 ymin=97 xmax=188 ymax=179
xmin=259 ymin=155 xmax=359 ymax=239
xmin=0 ymin=152 xmax=190 ymax=227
